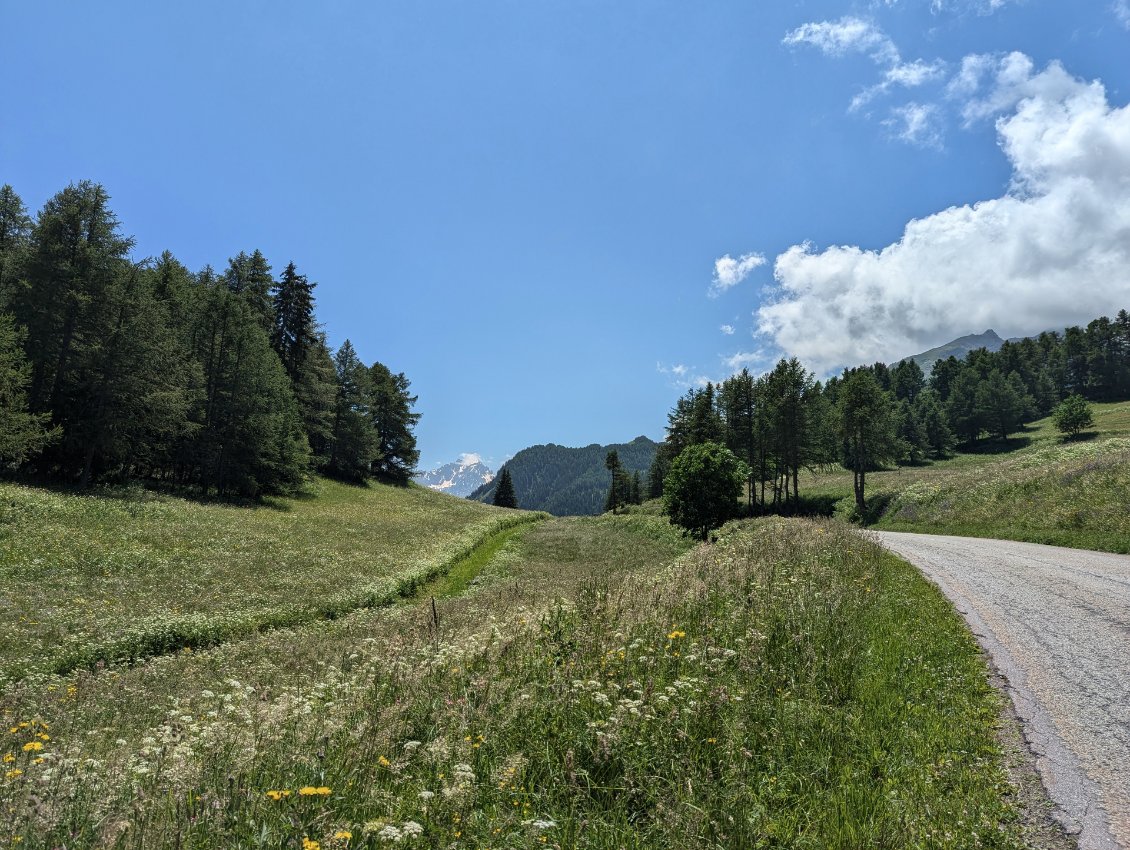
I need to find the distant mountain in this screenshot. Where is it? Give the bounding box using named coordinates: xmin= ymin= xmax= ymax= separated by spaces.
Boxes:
xmin=414 ymin=455 xmax=494 ymax=498
xmin=468 ymin=436 xmax=659 ymax=516
xmin=898 ymin=329 xmax=1007 ymax=373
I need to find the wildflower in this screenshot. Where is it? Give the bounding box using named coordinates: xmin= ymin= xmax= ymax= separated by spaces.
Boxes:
xmin=299 ymin=785 xmax=332 ymax=796
xmin=401 ymin=821 xmax=423 ymax=838
xmin=333 ymin=831 xmax=353 ymax=840
xmin=36 ymin=733 xmax=49 ymax=741
xmin=378 ymin=755 xmax=391 ymax=767
xmin=2 ymin=754 xmax=13 ymax=763
xmin=5 ymin=769 xmax=22 ymax=779
xmin=418 ymin=790 xmax=435 ymax=800
xmin=21 ymin=742 xmax=42 ymax=752
xmin=667 ymin=629 xmax=686 ymax=640
xmin=377 ymin=825 xmax=402 ymax=841
xmin=302 ymin=838 xmax=320 ymax=850
xmin=265 ymin=789 xmax=288 ymax=801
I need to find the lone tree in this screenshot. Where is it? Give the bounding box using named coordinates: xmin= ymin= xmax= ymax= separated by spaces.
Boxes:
xmin=836 ymin=369 xmax=903 ymax=519
xmin=663 ymin=441 xmax=745 ymax=540
xmin=492 ymin=467 xmax=518 ymax=508
xmin=1053 ymin=394 xmax=1094 ymax=439
xmin=604 ymin=449 xmax=629 ymax=514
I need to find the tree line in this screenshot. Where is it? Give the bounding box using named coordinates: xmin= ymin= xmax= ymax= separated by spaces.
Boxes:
xmin=650 ymin=310 xmax=1130 ymax=530
xmin=0 ymin=181 xmax=419 ymax=496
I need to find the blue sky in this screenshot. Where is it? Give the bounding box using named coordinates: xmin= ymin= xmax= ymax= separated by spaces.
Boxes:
xmin=4 ymin=1 xmax=1129 ymax=471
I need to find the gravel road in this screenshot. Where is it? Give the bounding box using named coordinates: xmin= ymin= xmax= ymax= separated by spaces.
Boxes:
xmin=874 ymin=532 xmax=1130 ymax=850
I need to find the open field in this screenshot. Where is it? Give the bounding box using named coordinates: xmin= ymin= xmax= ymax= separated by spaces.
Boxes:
xmin=805 ymin=401 xmax=1130 ymax=552
xmin=0 ymin=479 xmax=1038 ymax=848
xmin=0 ymin=478 xmax=543 ymax=682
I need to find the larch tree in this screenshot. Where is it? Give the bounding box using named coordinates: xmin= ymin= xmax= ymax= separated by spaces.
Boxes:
xmin=836 ymin=368 xmax=903 ymax=518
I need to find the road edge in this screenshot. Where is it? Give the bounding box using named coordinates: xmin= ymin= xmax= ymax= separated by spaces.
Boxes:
xmin=871 ymin=531 xmax=1120 ymax=850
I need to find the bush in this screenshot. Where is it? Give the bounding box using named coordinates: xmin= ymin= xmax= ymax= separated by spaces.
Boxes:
xmin=662 ymin=442 xmax=745 ymax=539
xmin=1053 ymin=394 xmax=1094 ymax=438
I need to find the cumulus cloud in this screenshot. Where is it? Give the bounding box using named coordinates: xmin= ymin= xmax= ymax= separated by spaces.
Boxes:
xmin=757 ymin=56 xmax=1130 ymax=374
xmin=954 ymin=52 xmax=1082 ymax=124
xmin=457 ymin=452 xmax=483 ymax=466
xmin=720 ymin=324 xmax=735 ymax=335
xmin=722 ymin=351 xmax=769 ymax=373
xmin=710 ymin=252 xmax=766 ymax=296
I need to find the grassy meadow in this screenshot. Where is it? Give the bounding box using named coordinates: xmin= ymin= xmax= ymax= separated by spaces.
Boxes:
xmin=807 ymin=400 xmax=1130 ymax=552
xmin=0 ymin=477 xmax=1038 ymax=848
xmin=0 ymin=478 xmax=544 ymax=683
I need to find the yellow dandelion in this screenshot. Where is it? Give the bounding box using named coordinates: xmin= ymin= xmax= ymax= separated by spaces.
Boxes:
xmin=302 ymin=838 xmax=320 ymax=850
xmin=5 ymin=769 xmax=22 ymax=780
xmin=21 ymin=742 xmax=42 ymax=752
xmin=2 ymin=754 xmax=13 ymax=763
xmin=377 ymin=755 xmax=391 ymax=767
xmin=333 ymin=831 xmax=352 ymax=840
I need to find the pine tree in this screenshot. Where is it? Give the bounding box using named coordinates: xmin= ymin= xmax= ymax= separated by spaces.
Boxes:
xmin=492 ymin=467 xmax=518 ymax=508
xmin=368 ymin=361 xmax=421 ymax=484
xmin=0 ymin=313 xmax=57 ymax=464
xmin=604 ymin=449 xmax=624 ymax=514
xmin=327 ymin=340 xmax=378 ymax=481
xmin=222 ymin=250 xmax=274 ymax=332
xmin=836 ymin=369 xmax=903 ymax=518
xmin=0 ymin=185 xmax=32 ymax=309
xmin=630 ymin=470 xmax=642 ymax=505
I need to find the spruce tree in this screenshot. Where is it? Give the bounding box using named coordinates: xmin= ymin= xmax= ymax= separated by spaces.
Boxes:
xmin=604 ymin=449 xmax=623 ymax=513
xmin=0 ymin=185 xmax=32 ymax=309
xmin=630 ymin=470 xmax=642 ymax=505
xmin=368 ymin=361 xmax=421 ymax=484
xmin=0 ymin=313 xmax=57 ymax=464
xmin=492 ymin=467 xmax=517 ymax=508
xmin=327 ymin=340 xmax=378 ymax=481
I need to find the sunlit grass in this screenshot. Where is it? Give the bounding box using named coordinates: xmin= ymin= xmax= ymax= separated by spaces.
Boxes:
xmin=0 ymin=478 xmax=543 ymax=681
xmin=0 ymin=510 xmax=1026 ymax=848
xmin=804 ymin=401 xmax=1130 ymax=551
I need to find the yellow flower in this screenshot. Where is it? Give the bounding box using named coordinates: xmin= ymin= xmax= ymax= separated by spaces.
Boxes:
xmin=32 ymin=758 xmax=43 ymax=765
xmin=333 ymin=831 xmax=352 ymax=840
xmin=21 ymin=742 xmax=42 ymax=752
xmin=36 ymin=733 xmax=49 ymax=741
xmin=302 ymin=838 xmax=320 ymax=850
xmin=5 ymin=769 xmax=22 ymax=780
xmin=2 ymin=754 xmax=13 ymax=763
xmin=265 ymin=790 xmax=287 ymax=801
xmin=299 ymin=786 xmax=332 ymax=796
xmin=667 ymin=629 xmax=686 ymax=640
xmin=377 ymin=755 xmax=391 ymax=767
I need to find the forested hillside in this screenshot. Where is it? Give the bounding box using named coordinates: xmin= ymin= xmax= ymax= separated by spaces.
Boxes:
xmin=469 ymin=436 xmax=658 ymax=515
xmin=0 ymin=182 xmax=419 ymax=496
xmin=650 ymin=310 xmax=1130 ymax=519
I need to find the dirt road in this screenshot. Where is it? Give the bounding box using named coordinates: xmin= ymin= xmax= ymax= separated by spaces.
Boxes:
xmin=874 ymin=531 xmax=1130 ymax=850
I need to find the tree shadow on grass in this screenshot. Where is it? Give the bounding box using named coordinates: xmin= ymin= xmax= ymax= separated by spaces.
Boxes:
xmin=961 ymin=434 xmax=1032 ymax=455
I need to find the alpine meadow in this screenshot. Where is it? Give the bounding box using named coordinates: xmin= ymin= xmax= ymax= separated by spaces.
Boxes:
xmin=4 ymin=3 xmax=1130 ymax=849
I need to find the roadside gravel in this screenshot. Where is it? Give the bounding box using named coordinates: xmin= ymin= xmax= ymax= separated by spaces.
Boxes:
xmin=874 ymin=531 xmax=1130 ymax=850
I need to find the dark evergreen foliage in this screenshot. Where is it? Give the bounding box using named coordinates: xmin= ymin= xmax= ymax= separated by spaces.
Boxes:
xmin=0 ymin=180 xmax=421 ymax=498
xmin=469 ymin=437 xmax=658 ymax=516
xmin=492 ymin=467 xmax=517 ymax=508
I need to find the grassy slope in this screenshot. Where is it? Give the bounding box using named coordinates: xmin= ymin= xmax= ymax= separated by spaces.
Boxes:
xmin=0 ymin=488 xmax=1032 ymax=848
xmin=0 ymin=477 xmax=542 ymax=680
xmin=805 ymin=401 xmax=1130 ymax=552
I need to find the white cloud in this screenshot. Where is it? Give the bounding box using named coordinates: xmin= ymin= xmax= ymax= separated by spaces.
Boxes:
xmin=1115 ymin=1 xmax=1130 ymax=28
xmin=883 ymin=102 xmax=944 ymax=148
xmin=956 ymin=52 xmax=1081 ymax=124
xmin=457 ymin=452 xmax=482 ymax=466
xmin=720 ymin=324 xmax=735 ymax=335
xmin=757 ymin=56 xmax=1130 ymax=374
xmin=657 ymin=362 xmax=689 ymax=377
xmin=783 ymin=17 xmax=899 ymax=65
xmin=710 ymin=252 xmax=766 ymax=296
xmin=853 ymin=59 xmax=949 ymax=113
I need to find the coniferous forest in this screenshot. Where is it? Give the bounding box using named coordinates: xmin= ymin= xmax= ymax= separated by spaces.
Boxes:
xmin=0 ymin=181 xmax=419 ymax=496
xmin=650 ymin=310 xmax=1130 ymax=518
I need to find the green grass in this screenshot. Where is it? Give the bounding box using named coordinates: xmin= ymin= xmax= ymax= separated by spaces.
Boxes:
xmin=805 ymin=401 xmax=1130 ymax=552
xmin=0 ymin=502 xmax=1028 ymax=848
xmin=0 ymin=477 xmax=545 ymax=681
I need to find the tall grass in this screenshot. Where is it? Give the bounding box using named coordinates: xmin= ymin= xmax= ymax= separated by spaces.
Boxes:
xmin=0 ymin=478 xmax=543 ymax=682
xmin=1 ymin=515 xmax=1025 ymax=848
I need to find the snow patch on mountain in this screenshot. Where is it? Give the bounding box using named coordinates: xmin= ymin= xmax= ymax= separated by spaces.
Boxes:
xmin=415 ymin=456 xmax=495 ymax=498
